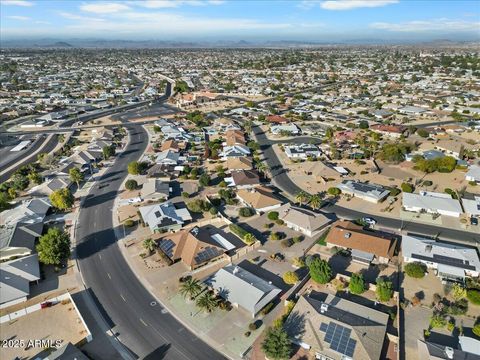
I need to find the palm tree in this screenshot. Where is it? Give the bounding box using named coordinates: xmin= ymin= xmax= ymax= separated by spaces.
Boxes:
xmin=309 ymin=194 xmax=322 ymax=210
xmin=179 ymin=278 xmax=202 ymax=300
xmin=257 ymin=162 xmax=269 ymax=178
xmin=196 ymin=291 xmax=218 ymax=313
xmin=295 ymin=191 xmax=310 ymax=206
xmin=142 ymin=238 xmax=156 ymax=255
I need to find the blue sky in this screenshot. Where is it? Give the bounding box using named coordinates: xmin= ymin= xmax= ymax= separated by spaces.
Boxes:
xmin=1 ymin=0 xmax=479 ymax=41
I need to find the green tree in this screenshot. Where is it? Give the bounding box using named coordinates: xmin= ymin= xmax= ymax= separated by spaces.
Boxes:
xmin=199 ymin=173 xmax=210 ymax=187
xmin=268 ymin=211 xmax=279 ymax=220
xmin=295 ymin=191 xmax=310 ymax=206
xmin=349 ymin=273 xmax=365 ymax=294
xmin=125 ymin=179 xmax=138 ymax=191
xmin=261 ymin=327 xmax=291 ymax=360
xmin=196 ymin=291 xmax=218 ymax=313
xmin=358 ymin=120 xmax=369 ymax=129
xmin=179 ymin=278 xmax=202 ymax=300
xmin=376 ymin=277 xmax=393 ymax=302
xmin=174 ymin=80 xmax=189 ymax=93
xmin=69 ymin=168 xmax=84 ymax=188
xmin=243 ymin=233 xmax=257 ymax=245
xmin=27 ymin=171 xmax=42 ymax=185
xmin=283 ymin=271 xmax=299 ymax=285
xmin=308 ymin=257 xmax=332 ymax=284
xmin=417 ymin=128 xmax=429 ymax=138
xmin=451 ymin=283 xmax=467 ymax=301
xmin=239 ymin=207 xmax=255 ymax=217
xmin=0 ymin=192 xmax=10 ymax=212
xmin=142 ymin=238 xmax=156 ymax=255
xmin=401 ymin=182 xmax=414 ymax=193
xmin=309 ymin=194 xmax=322 ymax=210
xmin=49 ymin=188 xmax=74 ymax=210
xmin=327 ymin=187 xmax=341 ymax=196
xmin=467 ymin=289 xmax=480 ymax=305
xmin=473 ymin=323 xmax=480 ymax=337
xmin=128 ymin=161 xmax=141 ymax=175
xmin=404 ymin=262 xmax=426 ymax=278
xmin=36 ymin=228 xmax=71 ymax=265
xmin=8 ymin=187 xmax=17 ymax=200
xmin=10 ymin=173 xmax=29 ymax=191
xmin=102 ymin=145 xmax=115 ymax=160
xmin=257 ymin=162 xmax=269 ymax=177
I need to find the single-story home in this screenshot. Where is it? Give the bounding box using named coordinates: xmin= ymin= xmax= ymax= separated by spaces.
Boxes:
xmin=284 ymin=293 xmax=389 ymax=360
xmin=141 ymin=179 xmax=170 ymax=202
xmin=0 ymin=254 xmax=40 ymax=309
xmin=158 ymin=226 xmax=230 ymax=270
xmin=277 ymin=203 xmax=330 ymax=237
xmin=466 ymin=165 xmax=480 ymax=184
xmin=220 ymin=144 xmax=251 ymax=159
xmin=224 ymin=170 xmax=260 ymax=189
xmin=156 ymin=150 xmax=180 ymax=165
xmin=0 ymin=197 xmax=51 ymax=226
xmin=236 ymin=186 xmax=283 ymax=213
xmin=204 ymin=265 xmax=281 ymax=318
xmin=402 ymin=235 xmax=480 ymax=281
xmin=325 ymin=220 xmax=397 ymax=264
xmin=284 ymin=144 xmax=322 ymax=159
xmin=0 ymin=222 xmax=44 ymax=261
xmin=139 ymin=201 xmax=192 ymax=233
xmin=337 ymin=180 xmax=390 ymax=203
xmin=402 ymin=191 xmax=463 ymax=218
xmin=462 ymin=195 xmax=480 ymax=218
xmin=271 ymin=123 xmax=300 ymax=135
xmin=417 ymin=338 xmax=480 ymax=360
xmin=225 ymin=157 xmax=253 ymax=171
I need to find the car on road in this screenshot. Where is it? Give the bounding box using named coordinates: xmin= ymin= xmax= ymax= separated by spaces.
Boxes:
xmin=362 ymin=217 xmax=377 ymax=226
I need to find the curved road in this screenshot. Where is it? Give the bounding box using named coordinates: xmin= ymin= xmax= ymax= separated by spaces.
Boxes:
xmin=76 ymin=124 xmax=226 ymax=359
xmin=253 ymin=125 xmax=480 ymax=246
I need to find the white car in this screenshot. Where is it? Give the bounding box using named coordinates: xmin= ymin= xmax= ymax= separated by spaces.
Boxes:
xmin=362 ymin=217 xmax=377 ymax=226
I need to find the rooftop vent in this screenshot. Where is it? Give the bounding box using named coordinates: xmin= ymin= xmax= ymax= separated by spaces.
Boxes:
xmin=425 ymin=244 xmax=433 ymax=253
xmin=444 ymin=347 xmax=454 ymax=360
xmin=344 ymin=232 xmax=351 ymax=239
xmin=233 ymin=266 xmax=239 ymax=274
xmin=320 ymin=303 xmax=328 ymax=313
xmin=190 ymin=227 xmax=199 ymax=236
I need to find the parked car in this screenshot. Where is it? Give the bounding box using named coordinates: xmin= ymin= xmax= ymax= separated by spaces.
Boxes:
xmin=471 ymin=217 xmax=478 ymax=226
xmin=362 ymin=217 xmax=377 ymax=226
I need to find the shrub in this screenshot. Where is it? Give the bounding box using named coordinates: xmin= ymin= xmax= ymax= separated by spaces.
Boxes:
xmin=376 ymin=277 xmax=394 ymax=302
xmin=473 ymin=323 xmax=480 ymax=337
xmin=308 ymin=257 xmax=332 ymax=284
xmin=124 ymin=219 xmax=135 ymax=227
xmin=261 ymin=327 xmax=291 ymax=360
xmin=451 ymin=283 xmax=467 ymax=301
xmin=229 ymin=223 xmax=248 ymax=239
xmin=401 ymin=182 xmax=414 ymax=193
xmin=423 ymin=180 xmax=433 ymax=186
xmin=317 ymin=229 xmax=330 ymax=246
xmin=283 ymin=271 xmax=299 ymax=285
xmin=444 ymin=188 xmax=458 ymax=199
xmin=125 ymin=179 xmax=138 ymax=191
xmin=244 ymin=331 xmax=251 ymax=337
xmin=182 ymin=191 xmax=190 ymax=198
xmin=292 ymin=257 xmax=305 ymax=268
xmin=447 ymin=299 xmax=468 ymax=315
xmin=292 ymin=236 xmax=302 ymax=243
xmin=467 ymin=289 xmax=480 ymax=305
xmin=327 ymin=187 xmax=341 ymax=196
xmin=239 ymin=207 xmax=255 ymax=217
xmin=404 ymin=262 xmax=427 ymax=278
xmin=469 ymin=181 xmax=477 ymax=186
xmin=430 ymin=314 xmax=447 ymax=329
xmin=267 ymin=211 xmax=279 ymax=220
xmin=281 ymin=239 xmax=293 ymax=248
xmin=261 ymin=302 xmax=274 ymax=315
xmin=249 ymin=322 xmax=258 ymax=331
xmin=269 ymin=232 xmax=280 ymax=241
xmin=187 ymin=199 xmax=211 ymax=213
xmin=349 ymin=273 xmax=365 ymax=294
xmin=389 ymin=187 xmax=401 ymax=196
xmin=209 ymin=207 xmax=218 ymax=215
xmin=275 ymin=219 xmax=284 ymax=225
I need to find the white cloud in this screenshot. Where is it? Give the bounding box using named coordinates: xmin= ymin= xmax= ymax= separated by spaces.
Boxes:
xmin=7 ymin=15 xmax=30 ymax=20
xmin=208 ymin=0 xmax=225 ymax=4
xmin=80 ymin=2 xmax=130 ymax=13
xmin=1 ymin=0 xmax=34 ymax=6
xmin=370 ymin=18 xmax=480 ymax=32
xmin=59 ymin=11 xmax=106 ymax=22
xmin=133 ymin=0 xmax=225 ymax=8
xmin=300 ymin=0 xmax=398 ymax=10
xmin=35 ymin=20 xmax=51 ymax=24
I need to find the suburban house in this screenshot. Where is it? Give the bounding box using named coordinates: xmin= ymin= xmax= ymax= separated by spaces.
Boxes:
xmin=225 ymin=157 xmax=253 ymax=171
xmin=0 ymin=197 xmax=51 ymax=226
xmin=224 ymin=170 xmax=260 ymax=189
xmin=271 ymin=123 xmax=300 ymax=135
xmin=466 ymin=165 xmax=480 ymax=184
xmin=284 ymin=293 xmax=389 ymax=360
xmin=370 ymin=124 xmax=406 ymax=138
xmin=462 ymin=195 xmax=480 ymax=219
xmin=29 ymin=176 xmax=72 ymax=196
xmin=224 ymin=129 xmax=246 ymax=146
xmin=402 ymin=191 xmax=463 ymax=218
xmin=236 ymin=186 xmax=283 ymax=213
xmin=160 ymin=139 xmax=180 ymax=153
xmin=204 ymin=265 xmax=281 ymax=318
xmin=267 ymin=114 xmax=289 ymax=124
xmin=277 ymin=203 xmax=330 ymax=237
xmin=141 ymin=179 xmax=170 ymax=202
xmin=220 ymin=144 xmax=251 ymax=159
xmin=156 ymin=150 xmax=180 ymax=166
xmin=402 ymin=235 xmax=480 ymax=281
xmin=0 ymin=254 xmax=40 ymax=309
xmin=0 ymin=222 xmax=44 ymax=261
xmin=324 ymin=220 xmax=397 ymax=264
xmin=139 ymin=202 xmax=192 ymax=233
xmin=417 ymin=338 xmax=480 ymax=360
xmin=284 ymin=144 xmax=322 ymax=159
xmin=146 ymin=164 xmax=172 ymax=180
xmin=157 ymin=226 xmax=230 ymax=270
xmin=337 ymin=180 xmax=390 ymax=203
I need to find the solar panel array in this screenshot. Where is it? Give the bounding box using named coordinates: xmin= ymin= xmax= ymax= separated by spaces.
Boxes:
xmin=411 ymin=253 xmax=475 ymax=271
xmin=194 ymin=247 xmax=222 ymax=264
xmin=159 ymin=239 xmax=175 ymax=258
xmin=319 ymin=321 xmax=356 ymax=358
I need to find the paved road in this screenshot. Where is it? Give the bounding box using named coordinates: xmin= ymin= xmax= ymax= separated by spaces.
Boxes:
xmin=0 ymin=134 xmax=58 ymax=182
xmin=252 ymin=125 xmax=480 ymax=246
xmin=76 ymin=124 xmax=226 ymax=360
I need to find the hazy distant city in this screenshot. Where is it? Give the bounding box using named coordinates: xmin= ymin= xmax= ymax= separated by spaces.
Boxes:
xmin=0 ymin=1 xmax=479 ymax=360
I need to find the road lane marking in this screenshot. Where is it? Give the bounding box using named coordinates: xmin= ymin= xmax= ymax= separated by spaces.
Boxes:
xmin=93 ymin=222 xmax=97 ymax=227
xmin=120 ymin=294 xmax=126 ymax=302
xmin=107 ymin=272 xmax=112 ymax=279
xmin=98 ymin=254 xmax=102 ymax=260
xmin=139 ymin=318 xmax=148 ymax=327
